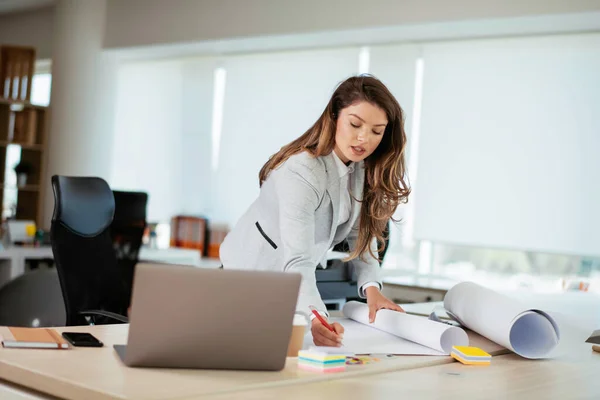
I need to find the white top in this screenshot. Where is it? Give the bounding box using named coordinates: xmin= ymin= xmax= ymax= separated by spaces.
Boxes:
xmin=329 ymin=151 xmax=379 ymax=304
xmin=332 ymin=151 xmax=354 ymax=226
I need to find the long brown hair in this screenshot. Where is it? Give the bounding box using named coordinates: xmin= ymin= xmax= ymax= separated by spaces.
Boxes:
xmin=259 ymin=75 xmax=411 ymax=261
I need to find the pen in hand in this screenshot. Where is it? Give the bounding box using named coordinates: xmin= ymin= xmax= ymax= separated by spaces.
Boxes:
xmin=309 ymin=305 xmax=344 ymax=347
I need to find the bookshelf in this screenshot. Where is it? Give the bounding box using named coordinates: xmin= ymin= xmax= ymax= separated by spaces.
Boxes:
xmin=0 ymin=44 xmax=49 ymax=226
xmin=0 ymin=98 xmax=49 ymax=225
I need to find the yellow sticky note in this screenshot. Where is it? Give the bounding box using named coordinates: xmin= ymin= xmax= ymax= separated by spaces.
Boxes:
xmin=452 ymin=346 xmax=491 ymax=358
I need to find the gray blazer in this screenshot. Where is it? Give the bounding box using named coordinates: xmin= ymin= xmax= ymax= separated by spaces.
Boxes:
xmin=219 ymin=151 xmax=381 ymax=317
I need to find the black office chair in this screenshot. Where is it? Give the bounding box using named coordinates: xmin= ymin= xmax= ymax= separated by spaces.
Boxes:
xmin=111 ymin=190 xmax=148 ymax=308
xmin=0 ymin=269 xmax=66 ymax=327
xmin=316 ymin=220 xmax=391 ymax=306
xmin=328 ymin=220 xmax=391 ymax=264
xmin=378 ymin=220 xmax=391 ymax=263
xmin=51 ymin=175 xmax=129 ymax=326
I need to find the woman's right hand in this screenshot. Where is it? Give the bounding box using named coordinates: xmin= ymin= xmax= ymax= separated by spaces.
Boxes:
xmin=311 ymin=317 xmax=344 ymax=347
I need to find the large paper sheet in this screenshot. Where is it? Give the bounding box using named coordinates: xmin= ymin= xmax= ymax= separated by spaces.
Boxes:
xmin=326 ymin=318 xmax=445 ymax=355
xmin=324 ymin=301 xmax=469 ymax=355
xmin=444 ymin=282 xmax=561 ymax=359
xmin=301 ymin=319 xmax=444 ymax=355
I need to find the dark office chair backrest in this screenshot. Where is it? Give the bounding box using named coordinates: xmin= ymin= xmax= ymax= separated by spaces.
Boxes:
xmin=379 ymin=220 xmax=391 ymax=263
xmin=0 ymin=269 xmax=65 ymax=327
xmin=111 ymin=190 xmax=148 ymax=307
xmin=332 ymin=219 xmax=391 ymax=265
xmin=51 ymin=176 xmax=129 ymax=326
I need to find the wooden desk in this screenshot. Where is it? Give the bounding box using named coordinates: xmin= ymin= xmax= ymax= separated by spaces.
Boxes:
xmin=212 ymin=344 xmax=600 ymax=400
xmin=0 ymin=324 xmax=504 ymax=400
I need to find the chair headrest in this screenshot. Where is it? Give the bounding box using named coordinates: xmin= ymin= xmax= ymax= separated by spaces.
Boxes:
xmin=52 ymin=176 xmax=115 ymax=237
xmin=112 ymin=191 xmax=148 ymax=223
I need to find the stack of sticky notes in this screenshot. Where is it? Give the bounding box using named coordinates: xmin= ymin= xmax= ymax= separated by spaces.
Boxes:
xmin=451 ymin=346 xmax=491 ymax=366
xmin=297 ymin=350 xmax=346 ymax=373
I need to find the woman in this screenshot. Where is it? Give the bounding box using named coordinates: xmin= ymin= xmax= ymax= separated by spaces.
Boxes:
xmin=220 ymin=75 xmax=411 ymax=347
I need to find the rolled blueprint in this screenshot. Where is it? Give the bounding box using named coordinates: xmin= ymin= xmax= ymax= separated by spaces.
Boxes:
xmin=444 ymin=282 xmax=560 ymax=359
xmin=342 ymin=301 xmax=469 ymax=354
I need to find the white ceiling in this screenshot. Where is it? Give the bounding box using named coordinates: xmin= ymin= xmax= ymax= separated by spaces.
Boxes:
xmin=0 ymin=0 xmax=54 ymax=14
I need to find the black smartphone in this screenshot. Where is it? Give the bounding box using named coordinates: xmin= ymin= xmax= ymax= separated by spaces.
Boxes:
xmin=62 ymin=332 xmax=104 ymax=347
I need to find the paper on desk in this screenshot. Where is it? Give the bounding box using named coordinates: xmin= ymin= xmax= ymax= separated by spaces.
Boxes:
xmin=335 ymin=301 xmax=468 ymax=355
xmin=444 ymin=282 xmax=562 ymax=359
xmin=299 ymin=318 xmax=443 ymax=355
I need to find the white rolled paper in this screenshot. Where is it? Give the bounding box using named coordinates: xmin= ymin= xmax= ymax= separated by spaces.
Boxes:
xmin=342 ymin=301 xmax=469 ymax=354
xmin=444 ymin=282 xmax=560 ymax=359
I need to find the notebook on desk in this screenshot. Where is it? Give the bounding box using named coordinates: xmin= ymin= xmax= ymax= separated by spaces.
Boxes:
xmin=0 ymin=327 xmax=69 ymax=349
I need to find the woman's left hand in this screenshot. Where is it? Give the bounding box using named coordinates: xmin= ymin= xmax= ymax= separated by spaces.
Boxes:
xmin=365 ymin=286 xmax=404 ymax=323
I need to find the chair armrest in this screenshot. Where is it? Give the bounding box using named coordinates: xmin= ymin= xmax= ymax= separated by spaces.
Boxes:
xmin=79 ymin=310 xmax=129 ymax=323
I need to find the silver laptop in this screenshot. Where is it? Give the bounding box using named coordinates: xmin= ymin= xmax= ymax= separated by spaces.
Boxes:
xmin=114 ymin=263 xmax=301 ymax=371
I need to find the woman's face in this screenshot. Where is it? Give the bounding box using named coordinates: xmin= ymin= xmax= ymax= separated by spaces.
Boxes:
xmin=334 ymin=101 xmax=387 ymax=164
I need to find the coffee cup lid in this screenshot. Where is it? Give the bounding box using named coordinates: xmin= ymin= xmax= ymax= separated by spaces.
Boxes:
xmin=293 ymin=313 xmax=308 ymax=326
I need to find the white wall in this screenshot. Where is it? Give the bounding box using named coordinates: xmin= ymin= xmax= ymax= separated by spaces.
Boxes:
xmin=413 ymin=33 xmax=600 ymax=257
xmin=111 ymin=60 xmax=185 ymax=222
xmin=180 ymin=58 xmax=217 ymax=216
xmin=111 ymin=56 xmax=219 ymax=223
xmin=103 ymin=0 xmax=600 ymax=50
xmin=368 ymin=43 xmax=420 ymax=253
xmin=0 ymin=7 xmax=54 ymax=59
